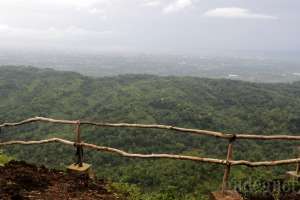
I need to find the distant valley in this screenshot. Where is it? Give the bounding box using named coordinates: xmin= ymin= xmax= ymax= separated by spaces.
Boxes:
xmin=1 ymin=51 xmax=300 ymax=83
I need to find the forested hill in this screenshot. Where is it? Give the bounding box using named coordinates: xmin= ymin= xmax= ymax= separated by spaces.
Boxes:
xmin=1 ymin=66 xmax=300 ymax=199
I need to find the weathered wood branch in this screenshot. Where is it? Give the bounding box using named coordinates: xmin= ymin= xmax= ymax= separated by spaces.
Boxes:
xmin=222 ymin=140 xmax=234 ymax=192
xmin=0 ymin=138 xmax=74 ymax=146
xmin=0 ymin=117 xmax=77 ymax=128
xmin=81 ymin=142 xmax=227 ymax=164
xmin=0 ymin=117 xmax=230 ymax=139
xmin=0 ymin=138 xmax=226 ymax=165
xmin=2 ymin=117 xmax=300 ymax=141
xmin=1 ymin=138 xmax=300 ymax=167
xmin=231 ymin=158 xmax=300 ymax=167
xmin=235 ymin=134 xmax=300 ymax=141
xmin=81 ymin=121 xmax=230 ymax=139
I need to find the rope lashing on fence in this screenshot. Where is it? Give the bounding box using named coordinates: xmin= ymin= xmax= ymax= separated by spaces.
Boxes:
xmin=74 ymin=120 xmax=83 ymax=167
xmin=74 ymin=142 xmax=84 ymax=166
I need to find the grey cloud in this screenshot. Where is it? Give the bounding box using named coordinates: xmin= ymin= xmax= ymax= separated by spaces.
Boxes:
xmin=204 ymin=7 xmax=277 ymax=19
xmin=163 ymin=0 xmax=192 ymax=14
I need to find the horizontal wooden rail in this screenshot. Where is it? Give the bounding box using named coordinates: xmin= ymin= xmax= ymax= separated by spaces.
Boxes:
xmin=0 ymin=138 xmax=226 ymax=165
xmin=0 ymin=137 xmax=300 ymax=167
xmin=1 ymin=117 xmax=300 ymax=141
xmin=2 ymin=117 xmax=300 ymax=193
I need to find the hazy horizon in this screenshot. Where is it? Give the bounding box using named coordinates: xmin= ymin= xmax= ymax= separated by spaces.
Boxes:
xmin=1 ymin=0 xmax=299 ymax=83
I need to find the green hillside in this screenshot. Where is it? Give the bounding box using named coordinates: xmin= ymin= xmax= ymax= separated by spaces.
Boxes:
xmin=1 ymin=66 xmax=300 ymax=199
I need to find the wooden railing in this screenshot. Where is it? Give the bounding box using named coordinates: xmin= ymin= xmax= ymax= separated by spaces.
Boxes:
xmin=0 ymin=116 xmax=300 ymax=192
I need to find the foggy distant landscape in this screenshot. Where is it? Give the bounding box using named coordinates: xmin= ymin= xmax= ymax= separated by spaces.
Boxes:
xmin=1 ymin=50 xmax=300 ymax=83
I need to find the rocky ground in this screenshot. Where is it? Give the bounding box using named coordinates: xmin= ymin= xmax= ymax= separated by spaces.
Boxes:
xmin=0 ymin=161 xmax=123 ymax=200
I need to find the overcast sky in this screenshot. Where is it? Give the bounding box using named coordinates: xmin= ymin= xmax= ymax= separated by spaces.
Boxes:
xmin=0 ymin=0 xmax=299 ymax=55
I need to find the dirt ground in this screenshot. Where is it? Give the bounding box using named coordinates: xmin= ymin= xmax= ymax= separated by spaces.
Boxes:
xmin=2 ymin=161 xmax=300 ymax=200
xmin=0 ymin=161 xmax=123 ymax=200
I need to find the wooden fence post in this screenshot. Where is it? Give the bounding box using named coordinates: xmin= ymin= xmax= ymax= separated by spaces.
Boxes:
xmin=67 ymin=120 xmax=91 ymax=175
xmin=296 ymin=163 xmax=300 ymax=175
xmin=296 ymin=147 xmax=300 ymax=175
xmin=222 ymin=136 xmax=235 ymax=193
xmin=0 ymin=127 xmax=2 ymax=149
xmin=211 ymin=136 xmax=242 ymax=200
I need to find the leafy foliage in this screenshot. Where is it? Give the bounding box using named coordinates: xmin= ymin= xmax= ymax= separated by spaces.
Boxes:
xmin=1 ymin=66 xmax=300 ymax=199
xmin=0 ymin=151 xmax=13 ymax=165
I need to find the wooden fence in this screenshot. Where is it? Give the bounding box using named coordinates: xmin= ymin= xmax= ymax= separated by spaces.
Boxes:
xmin=1 ymin=116 xmax=300 ymax=192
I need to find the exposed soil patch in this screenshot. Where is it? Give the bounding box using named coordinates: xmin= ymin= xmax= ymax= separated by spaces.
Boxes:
xmin=0 ymin=161 xmax=122 ymax=200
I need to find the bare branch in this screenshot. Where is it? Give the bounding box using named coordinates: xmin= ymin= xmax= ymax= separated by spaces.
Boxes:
xmin=2 ymin=117 xmax=300 ymax=141
xmin=1 ymin=138 xmax=300 ymax=167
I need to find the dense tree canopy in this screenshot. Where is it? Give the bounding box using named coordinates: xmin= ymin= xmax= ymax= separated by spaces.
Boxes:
xmin=1 ymin=66 xmax=300 ymax=199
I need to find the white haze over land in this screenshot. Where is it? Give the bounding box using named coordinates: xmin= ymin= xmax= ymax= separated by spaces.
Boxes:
xmin=0 ymin=0 xmax=299 ymax=55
